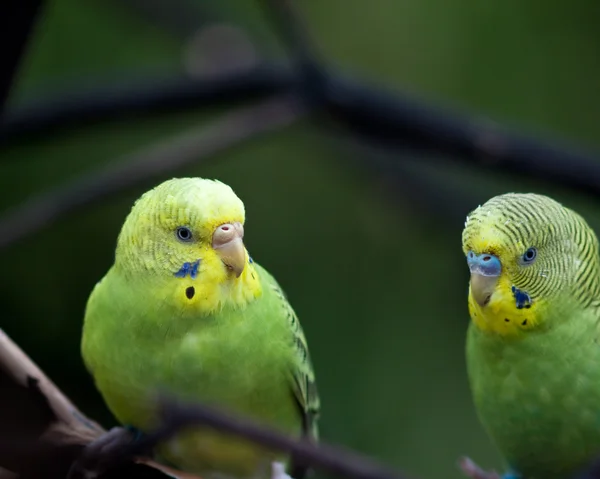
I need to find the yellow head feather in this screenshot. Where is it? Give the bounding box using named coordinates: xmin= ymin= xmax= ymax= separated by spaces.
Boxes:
xmin=114 ymin=177 xmax=261 ymax=314
xmin=462 ymin=193 xmax=600 ymax=337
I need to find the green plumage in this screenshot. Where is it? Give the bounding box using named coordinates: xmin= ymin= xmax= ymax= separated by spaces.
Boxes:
xmin=463 ymin=193 xmax=600 ymax=479
xmin=467 ymin=309 xmax=600 ymax=479
xmin=81 ymin=178 xmax=319 ymax=479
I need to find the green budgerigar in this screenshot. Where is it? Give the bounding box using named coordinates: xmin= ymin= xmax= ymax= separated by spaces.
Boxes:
xmin=81 ymin=177 xmax=320 ymax=479
xmin=462 ymin=193 xmax=600 ymax=479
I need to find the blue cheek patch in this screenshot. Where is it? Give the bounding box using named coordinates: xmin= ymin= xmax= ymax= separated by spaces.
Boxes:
xmin=174 ymin=259 xmax=201 ymax=279
xmin=512 ymin=285 xmax=532 ymax=309
xmin=249 ymin=256 xmax=254 ymax=264
xmin=190 ymin=259 xmax=200 ymax=279
xmin=174 ymin=263 xmax=190 ymax=278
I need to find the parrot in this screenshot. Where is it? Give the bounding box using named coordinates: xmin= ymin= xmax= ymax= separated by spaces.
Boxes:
xmin=461 ymin=192 xmax=600 ymax=479
xmin=80 ymin=177 xmax=320 ymax=479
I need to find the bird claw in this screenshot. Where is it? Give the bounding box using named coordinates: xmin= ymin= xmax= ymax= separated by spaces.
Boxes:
xmin=271 ymin=462 xmax=294 ymax=479
xmin=458 ymin=456 xmax=502 ymax=479
xmin=66 ymin=426 xmax=141 ymax=479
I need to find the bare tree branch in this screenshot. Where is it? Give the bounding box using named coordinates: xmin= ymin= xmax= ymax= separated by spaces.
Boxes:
xmin=0 ymin=328 xmax=197 ymax=479
xmin=3 ymin=64 xmax=600 ymax=200
xmin=258 ymin=0 xmax=328 ymax=111
xmin=68 ymin=393 xmax=412 ymax=479
xmin=130 ymin=397 xmax=408 ymax=479
xmin=0 ymin=66 xmax=295 ymax=144
xmin=0 ymin=95 xmax=307 ymax=250
xmin=257 ymin=0 xmax=600 ymax=200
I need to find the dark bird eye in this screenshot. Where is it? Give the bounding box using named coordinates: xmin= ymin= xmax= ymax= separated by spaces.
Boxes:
xmin=176 ymin=227 xmax=193 ymax=242
xmin=522 ymin=247 xmax=537 ymax=263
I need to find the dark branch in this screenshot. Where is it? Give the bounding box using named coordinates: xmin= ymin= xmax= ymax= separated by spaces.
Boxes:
xmin=2 ymin=64 xmax=600 ymax=200
xmin=0 ymin=95 xmax=306 ymax=250
xmin=321 ymin=75 xmax=600 ymax=198
xmin=0 ymin=66 xmax=295 ymax=144
xmin=117 ymin=396 xmax=408 ymax=479
xmin=0 ymin=329 xmax=199 ymax=479
xmin=259 ymin=0 xmax=328 ymax=106
xmin=257 ymin=0 xmax=600 ymax=203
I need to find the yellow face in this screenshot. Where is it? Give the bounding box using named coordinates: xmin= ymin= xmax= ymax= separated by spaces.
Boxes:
xmin=462 ymin=193 xmax=596 ymax=337
xmin=115 ymin=177 xmax=262 ymax=313
xmin=465 ymin=230 xmax=548 ymax=336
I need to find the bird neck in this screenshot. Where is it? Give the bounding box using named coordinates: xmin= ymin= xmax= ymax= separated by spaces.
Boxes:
xmin=114 ymin=259 xmax=263 ymax=318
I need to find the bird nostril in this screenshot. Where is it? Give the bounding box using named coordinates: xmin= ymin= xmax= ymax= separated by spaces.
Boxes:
xmin=221 ymin=226 xmax=230 ymax=231
xmin=483 ymin=256 xmax=491 ymax=262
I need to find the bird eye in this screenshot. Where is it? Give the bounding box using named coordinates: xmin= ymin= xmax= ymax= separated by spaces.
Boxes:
xmin=176 ymin=227 xmax=193 ymax=242
xmin=522 ymin=247 xmax=537 ymax=263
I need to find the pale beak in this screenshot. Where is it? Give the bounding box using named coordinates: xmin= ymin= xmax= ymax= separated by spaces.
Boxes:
xmin=467 ymin=251 xmax=502 ymax=307
xmin=470 ymin=273 xmax=500 ymax=307
xmin=212 ymin=222 xmax=246 ymax=278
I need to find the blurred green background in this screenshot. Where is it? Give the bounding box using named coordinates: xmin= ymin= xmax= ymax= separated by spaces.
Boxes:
xmin=2 ymin=1 xmax=600 ymax=478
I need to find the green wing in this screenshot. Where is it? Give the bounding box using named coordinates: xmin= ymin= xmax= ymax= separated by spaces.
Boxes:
xmin=268 ymin=280 xmax=320 ymax=441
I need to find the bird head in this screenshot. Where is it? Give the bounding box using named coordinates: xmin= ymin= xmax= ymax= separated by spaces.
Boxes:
xmin=114 ymin=178 xmax=260 ymax=312
xmin=461 ymin=193 xmax=599 ymax=336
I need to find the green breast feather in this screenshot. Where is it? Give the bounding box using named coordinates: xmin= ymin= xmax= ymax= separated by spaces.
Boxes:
xmin=467 ymin=308 xmax=600 ymax=479
xmin=81 ymin=262 xmax=319 ymax=479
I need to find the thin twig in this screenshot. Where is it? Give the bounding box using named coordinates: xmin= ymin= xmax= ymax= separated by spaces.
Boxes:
xmin=258 ymin=0 xmax=600 ymax=202
xmin=114 ymin=397 xmax=409 ymax=479
xmin=0 ymin=328 xmax=196 ymax=478
xmin=2 ymin=65 xmax=600 ymax=200
xmin=0 ymin=95 xmax=307 ymax=250
xmin=259 ymin=0 xmax=328 ymax=107
xmin=0 ymin=66 xmax=295 ymax=144
xmin=321 ymin=75 xmax=600 ymax=197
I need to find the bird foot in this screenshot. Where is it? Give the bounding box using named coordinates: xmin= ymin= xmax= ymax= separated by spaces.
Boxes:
xmin=66 ymin=425 xmax=145 ymax=479
xmin=271 ymin=462 xmax=294 ymax=479
xmin=458 ymin=457 xmax=502 ymax=479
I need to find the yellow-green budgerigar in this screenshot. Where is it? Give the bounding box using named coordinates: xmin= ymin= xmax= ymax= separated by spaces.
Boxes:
xmin=462 ymin=193 xmax=600 ymax=479
xmin=81 ymin=177 xmax=320 ymax=479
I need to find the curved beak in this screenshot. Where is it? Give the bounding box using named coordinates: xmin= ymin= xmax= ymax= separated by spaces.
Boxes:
xmin=212 ymin=222 xmax=246 ymax=278
xmin=467 ymin=252 xmax=501 ymax=307
xmin=470 ymin=273 xmax=500 ymax=307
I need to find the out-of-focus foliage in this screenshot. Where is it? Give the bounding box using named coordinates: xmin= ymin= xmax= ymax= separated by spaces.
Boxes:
xmin=1 ymin=1 xmax=599 ymax=478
